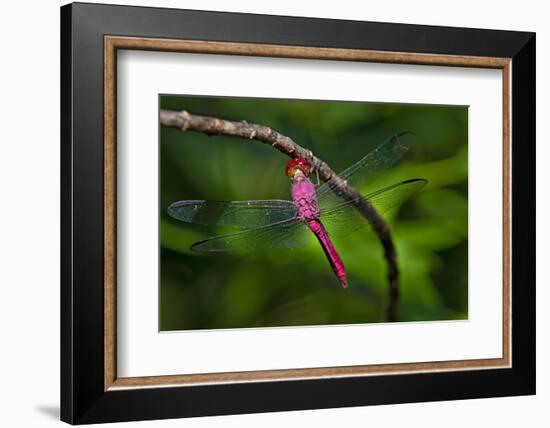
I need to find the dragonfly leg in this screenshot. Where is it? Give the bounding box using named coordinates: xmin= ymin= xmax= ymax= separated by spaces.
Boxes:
xmin=305 ymin=149 xmax=322 ymax=186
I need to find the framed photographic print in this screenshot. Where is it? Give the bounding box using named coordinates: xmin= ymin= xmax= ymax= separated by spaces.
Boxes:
xmin=60 ymin=2 xmax=535 ymax=424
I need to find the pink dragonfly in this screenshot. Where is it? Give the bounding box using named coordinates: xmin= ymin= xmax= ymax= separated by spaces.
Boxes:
xmin=168 ymin=134 xmax=427 ymax=288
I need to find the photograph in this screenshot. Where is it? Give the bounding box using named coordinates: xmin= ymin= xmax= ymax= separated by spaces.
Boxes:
xmin=159 ymin=95 xmax=468 ymax=331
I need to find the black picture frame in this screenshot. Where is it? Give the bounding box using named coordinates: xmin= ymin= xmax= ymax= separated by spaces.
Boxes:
xmin=61 ymin=2 xmax=535 ymax=424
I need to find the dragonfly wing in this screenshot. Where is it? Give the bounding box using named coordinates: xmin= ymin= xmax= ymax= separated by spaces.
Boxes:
xmin=317 ymin=132 xmax=411 ymax=210
xmin=321 ymin=178 xmax=427 ymax=238
xmin=191 ymin=218 xmax=311 ymax=252
xmin=168 ymin=199 xmax=297 ymax=228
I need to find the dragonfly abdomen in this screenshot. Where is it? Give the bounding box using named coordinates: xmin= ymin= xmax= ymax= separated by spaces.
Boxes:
xmin=307 ymin=219 xmax=348 ymax=288
xmin=290 ymin=175 xmax=346 ymax=287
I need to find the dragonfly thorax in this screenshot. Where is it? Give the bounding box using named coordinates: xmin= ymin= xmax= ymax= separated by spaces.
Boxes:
xmin=291 ymin=176 xmax=320 ymax=222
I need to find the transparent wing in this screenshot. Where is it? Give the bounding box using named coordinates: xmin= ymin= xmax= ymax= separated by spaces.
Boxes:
xmin=191 ymin=218 xmax=311 ymax=252
xmin=321 ymin=178 xmax=427 ymax=237
xmin=168 ymin=199 xmax=297 ymax=229
xmin=317 ymin=132 xmax=410 ymax=210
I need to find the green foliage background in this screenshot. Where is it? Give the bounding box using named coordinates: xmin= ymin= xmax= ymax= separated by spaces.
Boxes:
xmin=160 ymin=95 xmax=468 ymax=331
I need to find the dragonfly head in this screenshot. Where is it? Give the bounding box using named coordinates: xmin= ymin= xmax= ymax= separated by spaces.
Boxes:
xmin=285 ymin=158 xmax=311 ymax=180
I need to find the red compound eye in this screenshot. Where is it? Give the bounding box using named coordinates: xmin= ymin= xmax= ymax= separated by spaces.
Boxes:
xmin=285 ymin=158 xmax=312 ymax=178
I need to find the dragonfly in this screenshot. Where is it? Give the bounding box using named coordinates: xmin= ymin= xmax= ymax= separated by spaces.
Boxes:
xmin=168 ymin=133 xmax=427 ymax=288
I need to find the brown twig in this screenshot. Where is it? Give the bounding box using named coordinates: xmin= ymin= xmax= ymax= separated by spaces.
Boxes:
xmin=160 ymin=109 xmax=400 ymax=322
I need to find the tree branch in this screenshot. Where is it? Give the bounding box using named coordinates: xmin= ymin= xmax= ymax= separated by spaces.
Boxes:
xmin=160 ymin=109 xmax=400 ymax=322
